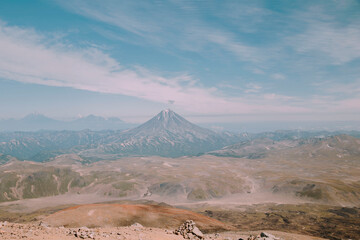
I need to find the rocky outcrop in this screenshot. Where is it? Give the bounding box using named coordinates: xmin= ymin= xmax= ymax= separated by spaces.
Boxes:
xmin=174 ymin=220 xmax=204 ymax=239
xmin=67 ymin=227 xmax=95 ymax=239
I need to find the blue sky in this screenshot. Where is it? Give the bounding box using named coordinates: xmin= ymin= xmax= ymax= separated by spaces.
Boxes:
xmin=0 ymin=0 xmax=359 ymax=129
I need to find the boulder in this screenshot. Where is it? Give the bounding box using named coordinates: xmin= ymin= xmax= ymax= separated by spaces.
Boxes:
xmin=174 ymin=220 xmax=204 ymax=239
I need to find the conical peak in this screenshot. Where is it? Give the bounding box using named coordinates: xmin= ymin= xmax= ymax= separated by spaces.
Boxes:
xmin=160 ymin=108 xmax=173 ymax=115
xmin=123 ymin=108 xmax=215 ymax=138
xmin=148 ymin=109 xmax=189 ymax=128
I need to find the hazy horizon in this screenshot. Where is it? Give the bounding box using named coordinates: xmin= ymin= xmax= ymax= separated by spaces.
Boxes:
xmin=1 ymin=109 xmax=360 ymax=133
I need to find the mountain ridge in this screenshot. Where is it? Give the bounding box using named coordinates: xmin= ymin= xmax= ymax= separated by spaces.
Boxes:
xmin=0 ymin=110 xmax=245 ymax=160
xmin=0 ymin=109 xmax=360 ymax=161
xmin=0 ymin=113 xmax=134 ymax=131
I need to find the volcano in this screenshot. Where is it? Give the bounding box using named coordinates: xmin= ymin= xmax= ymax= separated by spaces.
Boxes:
xmin=81 ymin=109 xmax=241 ymax=157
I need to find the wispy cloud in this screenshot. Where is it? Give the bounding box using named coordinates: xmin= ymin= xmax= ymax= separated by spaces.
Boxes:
xmin=289 ymin=23 xmax=360 ymax=65
xmin=271 ymin=73 xmax=286 ymax=80
xmin=244 ymin=83 xmax=262 ymax=93
xmin=250 ymin=68 xmax=266 ymax=75
xmin=262 ymin=93 xmax=294 ymax=101
xmin=0 ymin=21 xmax=311 ymax=116
xmin=286 ymin=3 xmax=360 ymax=65
xmin=217 ymin=84 xmax=243 ymax=90
xmin=57 ymin=0 xmax=264 ymax=63
xmin=325 ymin=79 xmax=360 ymax=95
xmin=2 ymin=0 xmax=360 ymax=122
xmin=57 ymin=0 xmax=360 ymax=70
xmin=213 ymin=1 xmax=271 ymax=33
xmin=204 ymin=30 xmax=262 ymax=63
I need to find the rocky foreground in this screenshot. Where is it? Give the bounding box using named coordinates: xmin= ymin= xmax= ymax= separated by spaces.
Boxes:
xmin=0 ymin=220 xmax=325 ymax=240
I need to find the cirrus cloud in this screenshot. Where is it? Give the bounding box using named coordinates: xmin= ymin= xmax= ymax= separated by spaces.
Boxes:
xmin=0 ymin=21 xmax=310 ymax=116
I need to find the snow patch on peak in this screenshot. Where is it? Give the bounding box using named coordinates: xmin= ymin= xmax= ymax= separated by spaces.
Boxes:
xmin=160 ymin=109 xmax=174 ymax=117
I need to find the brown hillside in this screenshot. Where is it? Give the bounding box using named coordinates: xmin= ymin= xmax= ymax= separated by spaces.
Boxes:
xmin=44 ymin=204 xmax=231 ymax=232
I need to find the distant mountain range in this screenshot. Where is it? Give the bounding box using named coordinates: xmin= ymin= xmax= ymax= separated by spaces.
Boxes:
xmin=209 ymin=134 xmax=360 ymax=159
xmin=208 ymin=138 xmax=306 ymax=159
xmin=0 ymin=109 xmax=359 ymax=162
xmin=0 ymin=110 xmax=247 ymax=160
xmin=0 ymin=113 xmax=136 ymax=131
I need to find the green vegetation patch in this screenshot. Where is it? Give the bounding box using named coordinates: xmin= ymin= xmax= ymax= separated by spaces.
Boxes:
xmin=112 ymin=181 xmax=135 ymax=191
xmin=187 ymin=188 xmax=208 ymax=200
xmin=0 ymin=167 xmax=90 ymax=202
xmin=296 ymin=187 xmax=323 ymax=200
xmin=0 ymin=172 xmax=19 ymax=202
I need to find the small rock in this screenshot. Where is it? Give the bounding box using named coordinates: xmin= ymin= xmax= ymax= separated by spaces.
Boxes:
xmin=38 ymin=221 xmax=49 ymax=228
xmin=255 ymin=232 xmax=280 ymax=240
xmin=131 ymin=222 xmax=144 ymax=228
xmin=247 ymin=235 xmax=256 ymax=240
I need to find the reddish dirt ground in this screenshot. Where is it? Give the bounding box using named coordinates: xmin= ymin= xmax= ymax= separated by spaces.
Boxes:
xmin=44 ymin=204 xmax=231 ymax=232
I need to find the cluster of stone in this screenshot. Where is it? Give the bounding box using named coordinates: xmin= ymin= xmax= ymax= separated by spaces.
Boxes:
xmin=67 ymin=227 xmax=96 ymax=239
xmin=244 ymin=232 xmax=280 ymax=240
xmin=174 ymin=220 xmax=204 ymax=239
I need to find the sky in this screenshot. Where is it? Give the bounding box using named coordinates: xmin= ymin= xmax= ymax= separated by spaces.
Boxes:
xmin=0 ymin=0 xmax=360 ymax=131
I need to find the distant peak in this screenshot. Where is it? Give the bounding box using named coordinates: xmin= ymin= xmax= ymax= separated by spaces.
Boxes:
xmin=22 ymin=113 xmax=49 ymax=120
xmin=27 ymin=112 xmax=43 ymax=117
xmin=84 ymin=114 xmax=103 ymax=119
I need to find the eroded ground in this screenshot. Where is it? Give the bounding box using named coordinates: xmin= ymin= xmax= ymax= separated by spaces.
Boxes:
xmin=0 ymin=202 xmax=359 ymax=240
